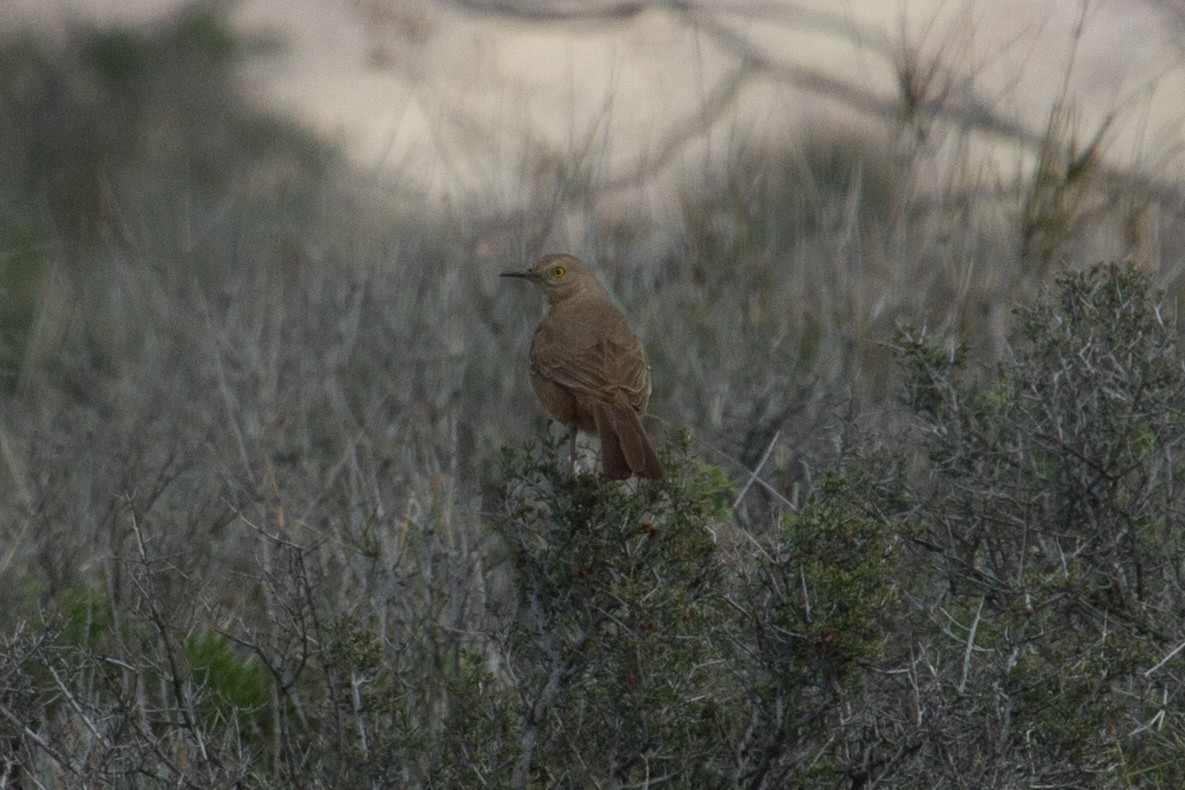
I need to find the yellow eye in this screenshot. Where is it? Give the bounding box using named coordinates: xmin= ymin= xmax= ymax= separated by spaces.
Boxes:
xmin=552 ymin=266 xmax=566 ymax=278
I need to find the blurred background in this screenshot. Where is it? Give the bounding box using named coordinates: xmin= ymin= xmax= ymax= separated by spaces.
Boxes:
xmin=9 ymin=0 xmax=1184 ymax=204
xmin=2 ymin=0 xmax=1182 ymax=471
xmin=2 ymin=0 xmax=1183 ymax=569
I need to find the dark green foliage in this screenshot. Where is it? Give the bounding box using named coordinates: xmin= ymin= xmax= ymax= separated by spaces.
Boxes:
xmin=474 ymin=436 xmax=739 ymax=786
xmin=888 ymin=263 xmax=1185 ymax=784
xmin=55 ymin=586 xmax=115 ymax=653
xmin=901 ymin=263 xmax=1185 ymax=619
xmin=186 ymin=631 xmax=270 ymax=735
xmin=728 ymin=474 xmax=907 ymax=788
xmin=767 ymin=475 xmax=900 ymax=688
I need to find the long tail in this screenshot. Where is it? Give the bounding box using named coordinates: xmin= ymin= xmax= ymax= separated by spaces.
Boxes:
xmin=592 ymin=400 xmax=664 ymax=480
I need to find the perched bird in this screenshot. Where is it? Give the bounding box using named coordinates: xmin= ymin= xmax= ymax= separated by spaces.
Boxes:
xmin=501 ymin=253 xmax=664 ymax=480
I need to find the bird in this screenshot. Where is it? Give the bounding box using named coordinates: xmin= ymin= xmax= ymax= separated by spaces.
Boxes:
xmin=500 ymin=253 xmax=664 ymax=480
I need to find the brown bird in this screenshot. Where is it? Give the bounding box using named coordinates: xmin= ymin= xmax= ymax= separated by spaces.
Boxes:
xmin=501 ymin=253 xmax=664 ymax=480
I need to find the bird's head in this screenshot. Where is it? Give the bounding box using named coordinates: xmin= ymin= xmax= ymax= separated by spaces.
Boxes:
xmin=500 ymin=253 xmax=599 ymax=305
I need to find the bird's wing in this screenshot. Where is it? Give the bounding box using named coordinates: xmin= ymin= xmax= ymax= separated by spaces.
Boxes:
xmin=531 ymin=315 xmax=651 ymax=408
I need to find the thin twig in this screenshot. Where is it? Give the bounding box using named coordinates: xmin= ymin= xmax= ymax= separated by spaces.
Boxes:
xmin=0 ymin=702 xmax=79 ymax=777
xmin=1144 ymin=638 xmax=1185 ymax=678
xmin=732 ymin=430 xmax=781 ymax=510
xmin=957 ymin=597 xmax=985 ymax=694
xmin=48 ymin=665 xmax=111 ymax=751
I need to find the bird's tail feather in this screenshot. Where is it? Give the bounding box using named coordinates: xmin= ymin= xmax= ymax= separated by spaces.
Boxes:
xmin=592 ymin=400 xmax=664 ymax=480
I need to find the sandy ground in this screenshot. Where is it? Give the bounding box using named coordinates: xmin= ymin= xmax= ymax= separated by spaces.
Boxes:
xmin=5 ymin=0 xmax=1183 ymax=206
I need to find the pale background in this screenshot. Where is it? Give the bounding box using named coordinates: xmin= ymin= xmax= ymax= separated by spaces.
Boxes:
xmin=7 ymin=0 xmax=1183 ymax=207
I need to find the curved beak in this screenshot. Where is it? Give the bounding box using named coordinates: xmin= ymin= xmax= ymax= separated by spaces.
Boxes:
xmin=499 ymin=269 xmax=536 ymax=280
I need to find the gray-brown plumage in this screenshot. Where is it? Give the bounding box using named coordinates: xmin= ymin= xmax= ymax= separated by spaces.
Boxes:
xmin=501 ymin=253 xmax=664 ymax=480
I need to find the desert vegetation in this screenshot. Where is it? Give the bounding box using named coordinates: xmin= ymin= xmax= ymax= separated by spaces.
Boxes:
xmin=2 ymin=2 xmax=1185 ymax=786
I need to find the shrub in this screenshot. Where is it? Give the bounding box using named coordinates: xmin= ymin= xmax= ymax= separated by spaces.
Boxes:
xmin=463 ymin=435 xmax=740 ymax=786
xmin=890 ymin=262 xmax=1185 ymax=784
xmin=726 ymin=473 xmax=908 ymax=788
